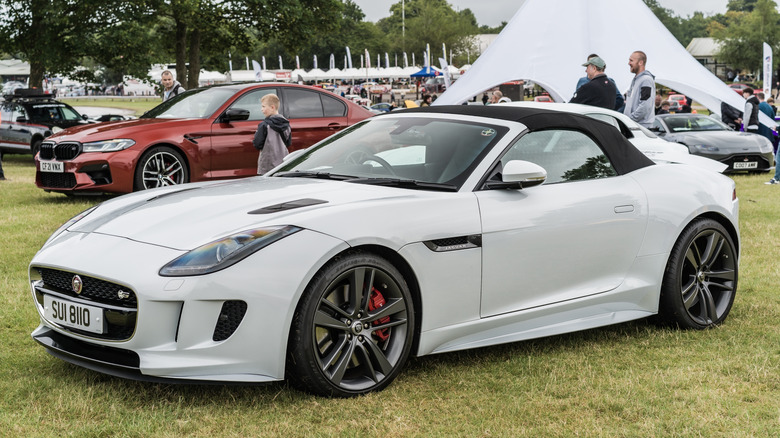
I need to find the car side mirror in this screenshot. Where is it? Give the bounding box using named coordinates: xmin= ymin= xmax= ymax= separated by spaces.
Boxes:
xmin=484 ymin=160 xmax=547 ymax=190
xmin=222 ymin=108 xmax=250 ymax=122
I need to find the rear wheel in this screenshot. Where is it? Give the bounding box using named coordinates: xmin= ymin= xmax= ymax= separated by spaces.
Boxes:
xmin=287 ymin=251 xmax=414 ymax=397
xmin=133 ymin=146 xmax=189 ymax=191
xmin=658 ymin=218 xmax=737 ymax=329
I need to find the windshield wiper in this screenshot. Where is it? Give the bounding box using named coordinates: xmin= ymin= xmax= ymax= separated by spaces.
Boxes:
xmin=275 ymin=171 xmax=353 ymax=181
xmin=346 ymin=177 xmax=458 ymax=192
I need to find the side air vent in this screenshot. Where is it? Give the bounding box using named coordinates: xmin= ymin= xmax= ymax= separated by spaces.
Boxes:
xmin=248 ymin=198 xmax=327 ymax=214
xmin=212 ymin=301 xmax=248 ymax=342
xmin=424 ymin=235 xmax=482 ymax=252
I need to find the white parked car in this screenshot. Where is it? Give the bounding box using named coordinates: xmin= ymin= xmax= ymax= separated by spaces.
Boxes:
xmin=30 ymin=105 xmax=739 ymax=397
xmin=505 ymin=102 xmax=728 ymax=173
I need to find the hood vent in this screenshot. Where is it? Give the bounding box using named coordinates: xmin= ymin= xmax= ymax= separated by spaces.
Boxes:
xmin=248 ymin=198 xmax=328 ymax=214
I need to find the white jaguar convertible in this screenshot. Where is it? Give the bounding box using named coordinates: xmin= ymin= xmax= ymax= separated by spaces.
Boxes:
xmin=30 ymin=105 xmax=740 ymax=397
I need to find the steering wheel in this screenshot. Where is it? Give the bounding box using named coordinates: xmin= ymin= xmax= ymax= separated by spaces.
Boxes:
xmin=345 ymin=151 xmax=397 ymax=175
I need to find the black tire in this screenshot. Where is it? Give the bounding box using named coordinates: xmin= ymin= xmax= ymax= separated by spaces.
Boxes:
xmin=133 ymin=146 xmax=189 ymax=191
xmin=658 ymin=218 xmax=738 ymax=329
xmin=31 ymin=138 xmax=42 ymax=158
xmin=287 ymin=250 xmax=415 ymax=397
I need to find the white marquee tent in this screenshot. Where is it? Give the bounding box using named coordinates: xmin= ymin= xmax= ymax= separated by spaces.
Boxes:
xmin=434 ymin=0 xmax=776 ymax=128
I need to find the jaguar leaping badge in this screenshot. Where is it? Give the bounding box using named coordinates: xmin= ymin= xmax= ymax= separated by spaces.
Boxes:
xmin=72 ymin=275 xmax=83 ymax=294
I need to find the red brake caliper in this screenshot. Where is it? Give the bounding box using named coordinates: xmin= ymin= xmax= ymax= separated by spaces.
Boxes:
xmin=368 ymin=287 xmax=391 ymax=341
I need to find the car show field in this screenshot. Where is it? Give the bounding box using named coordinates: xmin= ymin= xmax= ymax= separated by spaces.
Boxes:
xmin=1 ymin=104 xmax=779 ymax=434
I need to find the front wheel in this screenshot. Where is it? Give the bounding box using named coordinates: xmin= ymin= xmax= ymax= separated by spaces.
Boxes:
xmin=134 ymin=146 xmax=189 ymax=191
xmin=287 ymin=251 xmax=415 ymax=397
xmin=31 ymin=138 xmax=42 ymax=158
xmin=658 ymin=218 xmax=738 ymax=329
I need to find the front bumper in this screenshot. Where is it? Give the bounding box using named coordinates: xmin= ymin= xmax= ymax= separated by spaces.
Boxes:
xmin=30 ymin=229 xmax=349 ymax=383
xmin=35 ymin=148 xmax=141 ymax=194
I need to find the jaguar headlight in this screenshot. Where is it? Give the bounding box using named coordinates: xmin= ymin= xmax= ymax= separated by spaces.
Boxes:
xmin=43 ymin=205 xmax=98 ymax=246
xmin=82 ymin=139 xmax=136 ymax=153
xmin=160 ymin=226 xmax=302 ymax=277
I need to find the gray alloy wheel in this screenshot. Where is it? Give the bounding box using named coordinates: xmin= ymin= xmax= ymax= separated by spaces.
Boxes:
xmin=134 ymin=146 xmax=189 ymax=191
xmin=287 ymin=251 xmax=414 ymax=397
xmin=659 ymin=218 xmax=737 ymax=329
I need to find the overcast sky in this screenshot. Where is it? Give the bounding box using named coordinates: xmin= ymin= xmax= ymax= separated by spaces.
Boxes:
xmin=350 ymin=0 xmax=732 ymax=27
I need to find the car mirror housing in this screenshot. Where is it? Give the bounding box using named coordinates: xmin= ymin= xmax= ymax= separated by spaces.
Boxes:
xmin=222 ymin=108 xmax=250 ymax=122
xmin=503 ymin=160 xmax=547 ymax=187
xmin=484 ymin=160 xmax=547 ymax=190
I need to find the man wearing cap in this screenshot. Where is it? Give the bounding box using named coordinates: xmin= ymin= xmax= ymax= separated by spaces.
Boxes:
xmin=624 ymin=50 xmax=656 ymax=128
xmin=570 ymin=56 xmax=616 ymax=110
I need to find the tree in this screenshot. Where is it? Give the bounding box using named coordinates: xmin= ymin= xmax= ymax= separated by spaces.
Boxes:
xmin=727 ymin=0 xmax=760 ymax=12
xmin=0 ymin=0 xmax=118 ymax=88
xmin=711 ymin=0 xmax=780 ymax=73
xmin=378 ymin=0 xmax=478 ymax=67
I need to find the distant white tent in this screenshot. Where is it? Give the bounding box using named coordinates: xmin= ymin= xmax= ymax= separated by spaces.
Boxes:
xmin=435 ymin=0 xmax=776 ymax=128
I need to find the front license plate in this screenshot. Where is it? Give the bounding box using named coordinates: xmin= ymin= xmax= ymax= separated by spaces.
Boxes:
xmin=40 ymin=160 xmax=64 ymax=173
xmin=733 ymin=161 xmax=758 ymax=169
xmin=43 ymin=295 xmax=104 ymax=334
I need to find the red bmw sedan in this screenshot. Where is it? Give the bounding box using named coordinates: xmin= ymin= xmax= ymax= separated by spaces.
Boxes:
xmin=35 ymin=83 xmax=374 ymax=195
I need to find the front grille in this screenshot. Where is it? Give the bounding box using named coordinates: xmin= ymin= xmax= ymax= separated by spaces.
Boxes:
xmin=39 ymin=172 xmax=76 ymax=189
xmin=39 ymin=141 xmax=81 ymax=160
xmin=37 ymin=268 xmax=137 ymax=307
xmin=213 ymin=301 xmax=247 ymax=341
xmin=34 ymin=268 xmax=138 ymax=341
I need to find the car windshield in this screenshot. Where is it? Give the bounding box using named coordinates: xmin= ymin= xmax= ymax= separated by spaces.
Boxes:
xmin=142 ymin=87 xmax=236 ymax=119
xmin=272 ymin=116 xmax=508 ymax=190
xmin=663 ymin=116 xmax=728 ymax=133
xmin=29 ymin=103 xmax=83 ymax=122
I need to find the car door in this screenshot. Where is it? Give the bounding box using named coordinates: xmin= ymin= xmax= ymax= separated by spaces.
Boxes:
xmin=5 ymin=103 xmax=32 ymax=147
xmin=280 ymin=87 xmax=349 ymax=151
xmin=476 ymin=129 xmax=648 ymax=317
xmin=0 ymin=102 xmax=10 ymax=148
xmin=209 ymin=87 xmax=279 ymax=179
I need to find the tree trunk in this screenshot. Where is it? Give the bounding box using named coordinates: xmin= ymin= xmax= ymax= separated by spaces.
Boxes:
xmin=175 ymin=20 xmax=188 ymax=87
xmin=187 ymin=28 xmax=201 ymax=89
xmin=29 ymin=59 xmax=45 ymax=90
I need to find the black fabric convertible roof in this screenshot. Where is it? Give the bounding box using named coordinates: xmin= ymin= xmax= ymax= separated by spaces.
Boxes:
xmin=399 ymin=105 xmax=655 ymax=175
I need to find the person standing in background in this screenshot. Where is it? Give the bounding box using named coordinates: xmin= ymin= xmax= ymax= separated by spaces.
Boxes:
xmin=253 ymin=94 xmax=291 ymax=174
xmin=623 ymin=51 xmax=655 ymax=128
xmin=161 ymin=70 xmax=185 ymax=101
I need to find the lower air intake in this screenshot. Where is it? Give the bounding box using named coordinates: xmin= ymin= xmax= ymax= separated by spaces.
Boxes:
xmin=212 ymin=300 xmax=248 ymax=342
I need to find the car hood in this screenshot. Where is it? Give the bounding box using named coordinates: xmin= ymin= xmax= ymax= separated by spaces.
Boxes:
xmin=66 ymin=177 xmax=474 ymax=251
xmin=50 ymin=117 xmax=205 ymax=141
xmin=629 ymin=137 xmax=727 ymax=173
xmin=667 ymin=130 xmax=769 ymax=152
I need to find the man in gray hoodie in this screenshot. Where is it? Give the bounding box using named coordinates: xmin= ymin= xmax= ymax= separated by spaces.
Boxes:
xmin=623 ymin=51 xmax=655 ymax=128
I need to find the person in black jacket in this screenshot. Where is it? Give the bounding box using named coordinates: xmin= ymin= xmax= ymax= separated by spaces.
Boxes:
xmin=737 ymin=88 xmax=759 ymax=132
xmin=570 ymin=56 xmax=616 ymax=110
xmin=720 ymin=101 xmax=742 ymax=130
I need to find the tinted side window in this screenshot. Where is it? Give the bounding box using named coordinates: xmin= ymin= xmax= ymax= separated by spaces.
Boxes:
xmin=230 ymin=88 xmax=278 ymax=121
xmin=285 ymin=88 xmax=324 ymax=118
xmin=501 ymin=129 xmax=617 ymax=184
xmin=322 ymin=93 xmax=346 ymax=117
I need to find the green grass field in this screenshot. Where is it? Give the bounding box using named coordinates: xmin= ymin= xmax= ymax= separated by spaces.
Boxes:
xmin=1 ymin=154 xmax=779 ymax=437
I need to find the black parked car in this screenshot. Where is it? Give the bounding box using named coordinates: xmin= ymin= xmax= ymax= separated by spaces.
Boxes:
xmin=0 ymin=89 xmax=88 ymax=156
xmin=651 ymin=113 xmax=775 ymax=173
